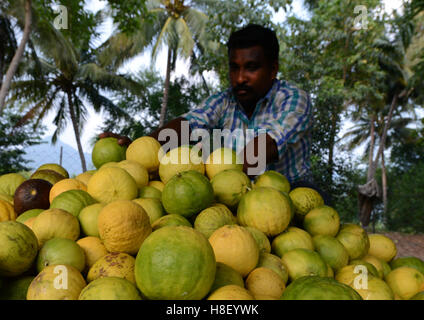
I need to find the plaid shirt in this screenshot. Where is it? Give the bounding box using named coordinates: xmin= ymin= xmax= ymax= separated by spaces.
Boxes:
xmin=182 ymin=79 xmax=313 ymax=183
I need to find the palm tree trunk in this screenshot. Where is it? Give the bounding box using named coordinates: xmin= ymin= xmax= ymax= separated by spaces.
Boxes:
xmin=159 ymin=47 xmax=172 ymax=127
xmin=0 ymin=0 xmax=32 ymax=115
xmin=367 ymin=115 xmax=376 ymax=180
xmin=381 ymin=149 xmax=387 ymax=216
xmin=67 ymin=89 xmax=87 ymax=172
xmin=358 ymin=93 xmax=400 ymax=227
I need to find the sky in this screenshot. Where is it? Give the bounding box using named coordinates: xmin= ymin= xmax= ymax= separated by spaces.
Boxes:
xmin=40 ymin=0 xmax=406 ymax=155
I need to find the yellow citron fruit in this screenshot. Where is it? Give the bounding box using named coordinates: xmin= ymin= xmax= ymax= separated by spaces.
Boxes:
xmin=32 ymin=208 xmax=80 ymax=247
xmin=76 ymin=236 xmax=108 ymax=274
xmin=362 ymin=254 xmax=385 ymax=279
xmin=0 ymin=199 xmax=16 ymax=221
xmin=75 ymin=171 xmax=95 ymax=186
xmin=148 ymin=180 xmax=165 ymax=192
xmin=49 ymin=178 xmax=87 ymax=203
xmin=87 ymin=252 xmax=136 ymax=284
xmin=245 ymin=267 xmax=286 ymax=300
xmin=158 ymin=146 xmax=205 ymax=184
xmin=367 ymin=234 xmax=397 ymax=263
xmin=385 ymin=266 xmax=424 ymax=300
xmin=207 ymin=285 xmax=255 ymax=300
xmin=208 ymin=225 xmax=259 ymax=277
xmin=205 ymin=147 xmax=243 ymax=180
xmin=126 ymin=136 xmax=164 ymax=173
xmin=87 ymin=167 xmax=138 ymax=204
xmin=117 ymin=160 xmax=149 ymax=189
xmin=97 ymin=200 xmax=152 ymax=255
xmin=27 ymin=264 xmax=86 ymax=300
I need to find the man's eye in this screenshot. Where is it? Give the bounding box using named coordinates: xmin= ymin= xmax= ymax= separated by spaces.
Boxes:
xmin=246 ymin=64 xmax=259 ymax=71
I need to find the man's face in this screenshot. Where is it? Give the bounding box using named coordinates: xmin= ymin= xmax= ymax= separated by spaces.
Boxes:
xmin=229 ymin=45 xmax=278 ymax=111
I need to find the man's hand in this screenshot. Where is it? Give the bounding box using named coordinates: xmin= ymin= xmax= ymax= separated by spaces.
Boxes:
xmin=98 ymin=132 xmax=132 ymax=147
xmin=240 ymin=133 xmax=279 ymax=178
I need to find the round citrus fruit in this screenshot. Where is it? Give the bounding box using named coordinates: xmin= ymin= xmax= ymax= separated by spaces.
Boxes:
xmin=87 ymin=252 xmax=136 ymax=284
xmin=303 ymin=205 xmax=340 ymax=237
xmin=194 ymin=204 xmax=236 ymax=239
xmin=36 ymin=238 xmax=86 ymax=273
xmin=87 ymin=166 xmax=138 ymax=203
xmin=27 ymin=264 xmax=86 ymax=300
xmin=281 ymin=276 xmax=362 ymax=300
xmin=245 ymin=267 xmax=286 ymax=300
xmin=135 ymin=226 xmax=216 ymax=300
xmin=126 ymin=136 xmax=163 ymax=173
xmin=253 ymin=170 xmax=290 ymax=194
xmin=161 ymin=170 xmax=214 ymax=218
xmin=385 ymin=266 xmax=424 ymax=300
xmin=289 ymin=187 xmax=324 ymax=220
xmin=211 ymin=169 xmax=251 ymax=211
xmin=390 ymin=256 xmax=424 ymax=275
xmin=336 ymin=223 xmax=370 ymax=260
xmin=151 ymin=214 xmax=192 ymax=230
xmin=367 ymin=233 xmax=397 ymax=263
xmin=0 ymin=221 xmax=38 ymax=277
xmin=79 ymin=277 xmax=142 ymax=300
xmin=237 ymin=187 xmax=292 ymax=237
xmin=271 ymin=226 xmax=314 ymax=258
xmin=209 ymin=224 xmax=259 ymax=277
xmin=92 ymin=137 xmax=127 ymax=169
xmin=31 ymin=208 xmax=80 ymax=247
xmin=312 ymin=234 xmax=349 ymax=271
xmin=98 ymin=200 xmax=151 ymax=255
xmin=281 ymin=248 xmax=328 ymax=282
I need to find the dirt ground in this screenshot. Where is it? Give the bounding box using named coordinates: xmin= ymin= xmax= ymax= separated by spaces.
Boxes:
xmin=380 ymin=232 xmax=424 ymax=261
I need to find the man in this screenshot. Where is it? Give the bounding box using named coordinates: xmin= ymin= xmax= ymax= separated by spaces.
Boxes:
xmin=102 ymin=24 xmax=328 ymax=202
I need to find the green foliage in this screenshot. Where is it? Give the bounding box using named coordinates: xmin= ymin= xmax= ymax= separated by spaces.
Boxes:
xmin=98 ymin=69 xmax=208 ymax=141
xmin=385 ymin=161 xmax=424 ymax=233
xmin=0 ymin=106 xmax=45 ymax=175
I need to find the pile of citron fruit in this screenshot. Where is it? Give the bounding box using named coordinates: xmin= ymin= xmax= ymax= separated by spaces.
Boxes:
xmin=1 ymin=136 xmax=424 ymax=300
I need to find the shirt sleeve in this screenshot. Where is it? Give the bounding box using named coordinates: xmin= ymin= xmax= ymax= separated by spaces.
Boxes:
xmin=260 ymin=88 xmax=313 ymax=160
xmin=181 ymin=93 xmax=224 ymax=130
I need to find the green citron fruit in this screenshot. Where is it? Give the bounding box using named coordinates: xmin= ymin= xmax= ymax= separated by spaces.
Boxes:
xmin=0 ymin=221 xmax=38 ymax=277
xmin=161 ymin=170 xmax=214 ymax=218
xmin=36 ymin=238 xmax=86 ymax=273
xmin=50 ymin=189 xmax=97 ymax=217
xmin=92 ymin=137 xmax=127 ymax=169
xmin=281 ymin=276 xmax=363 ymax=300
xmin=135 ymin=226 xmax=216 ymax=300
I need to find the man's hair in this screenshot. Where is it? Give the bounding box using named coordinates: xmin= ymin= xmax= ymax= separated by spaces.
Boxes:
xmin=227 ymin=24 xmax=280 ymax=62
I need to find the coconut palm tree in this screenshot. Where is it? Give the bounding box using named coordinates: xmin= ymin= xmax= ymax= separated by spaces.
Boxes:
xmin=0 ymin=0 xmax=32 ymax=114
xmin=9 ymin=13 xmax=144 ymax=172
xmin=97 ymin=0 xmax=209 ymax=127
xmin=355 ymin=12 xmax=424 ymax=227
